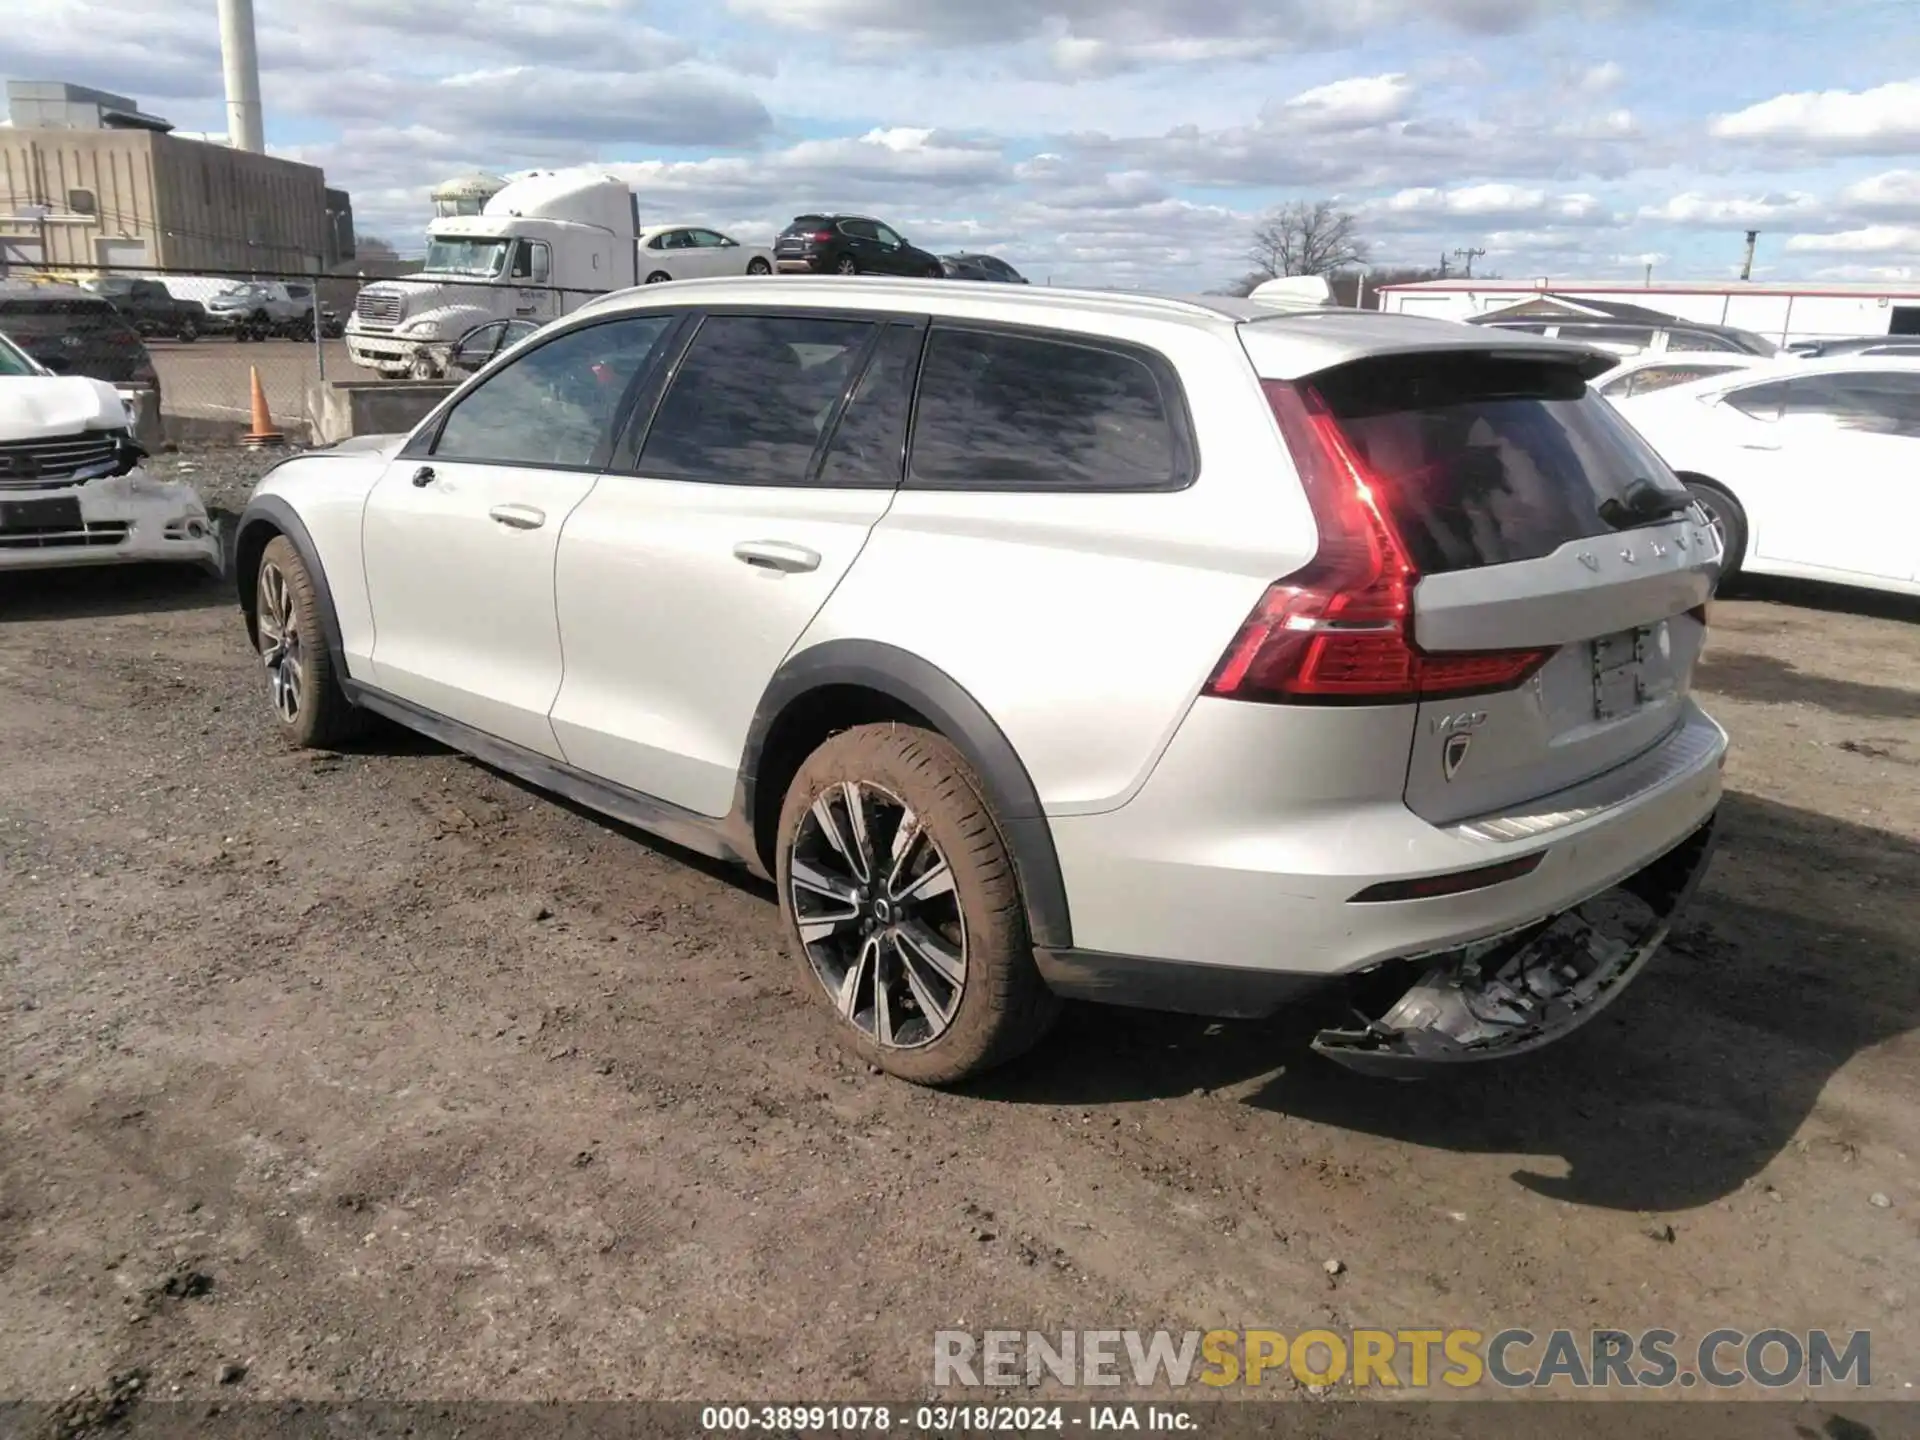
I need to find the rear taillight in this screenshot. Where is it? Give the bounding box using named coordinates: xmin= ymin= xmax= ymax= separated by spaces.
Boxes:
xmin=810 ymin=231 xmax=834 ymax=243
xmin=1203 ymin=379 xmax=1555 ymax=706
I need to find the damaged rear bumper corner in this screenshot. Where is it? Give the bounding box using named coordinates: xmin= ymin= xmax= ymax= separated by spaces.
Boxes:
xmin=1310 ymin=813 xmax=1718 ymax=1078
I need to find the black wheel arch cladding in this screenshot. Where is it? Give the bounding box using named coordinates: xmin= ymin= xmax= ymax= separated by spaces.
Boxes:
xmin=234 ymin=495 xmax=349 ymax=685
xmin=740 ymin=640 xmax=1074 ymax=951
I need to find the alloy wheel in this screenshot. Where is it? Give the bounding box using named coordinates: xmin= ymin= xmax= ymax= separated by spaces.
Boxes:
xmin=256 ymin=560 xmax=304 ymax=724
xmin=789 ymin=781 xmax=966 ymax=1049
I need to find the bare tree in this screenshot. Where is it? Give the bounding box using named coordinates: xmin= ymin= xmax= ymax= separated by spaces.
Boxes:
xmin=1246 ymin=201 xmax=1369 ymax=280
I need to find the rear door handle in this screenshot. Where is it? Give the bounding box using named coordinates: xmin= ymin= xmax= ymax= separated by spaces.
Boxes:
xmin=733 ymin=539 xmax=821 ymax=573
xmin=489 ymin=503 xmax=546 ymax=531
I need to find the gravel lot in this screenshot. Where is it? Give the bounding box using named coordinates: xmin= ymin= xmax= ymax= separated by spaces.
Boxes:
xmin=3 ymin=449 xmax=1917 ymax=1409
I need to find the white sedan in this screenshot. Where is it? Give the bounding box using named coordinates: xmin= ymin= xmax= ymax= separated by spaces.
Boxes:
xmin=1612 ymin=355 xmax=1920 ymax=596
xmin=638 ymin=226 xmax=774 ymax=284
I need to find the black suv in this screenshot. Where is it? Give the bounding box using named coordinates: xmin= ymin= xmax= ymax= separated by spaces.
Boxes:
xmin=0 ymin=282 xmax=161 ymax=393
xmin=939 ymin=253 xmax=1027 ymax=284
xmin=80 ymin=276 xmax=208 ymax=341
xmin=774 ymin=215 xmax=944 ymax=278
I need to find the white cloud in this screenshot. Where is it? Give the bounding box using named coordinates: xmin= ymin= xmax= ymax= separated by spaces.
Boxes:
xmin=1279 ymin=74 xmax=1414 ymax=130
xmin=1837 ymin=169 xmax=1920 ymax=222
xmin=1809 ymin=263 xmax=1920 ymax=282
xmin=1367 ymin=183 xmax=1614 ymax=230
xmin=1711 ymin=79 xmax=1920 ymax=154
xmin=1783 ymin=225 xmax=1920 ymax=256
xmin=1637 ymin=191 xmax=1820 ymax=227
xmin=723 ymin=0 xmax=1644 ymax=74
xmin=1578 ymin=60 xmax=1624 ymax=94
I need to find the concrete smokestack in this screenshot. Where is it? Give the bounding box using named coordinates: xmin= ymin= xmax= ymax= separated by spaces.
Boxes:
xmin=217 ymin=0 xmax=265 ymax=153
xmin=1740 ymin=230 xmax=1759 ymax=282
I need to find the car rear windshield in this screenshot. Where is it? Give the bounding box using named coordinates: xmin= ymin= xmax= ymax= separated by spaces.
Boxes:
xmin=783 ymin=216 xmax=831 ymax=232
xmin=0 ymin=298 xmax=132 ymax=338
xmin=1309 ymin=353 xmax=1691 ymax=574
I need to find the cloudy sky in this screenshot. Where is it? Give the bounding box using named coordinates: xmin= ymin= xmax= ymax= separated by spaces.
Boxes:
xmin=4 ymin=0 xmax=1919 ymax=288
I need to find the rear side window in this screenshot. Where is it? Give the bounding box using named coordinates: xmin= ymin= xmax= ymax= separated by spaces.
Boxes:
xmin=639 ymin=313 xmax=879 ymax=484
xmin=907 ymin=326 xmax=1189 ymax=491
xmin=817 ymin=323 xmax=923 ymax=488
xmin=1310 ymin=353 xmax=1690 ymax=574
xmin=1743 ymin=372 xmax=1920 ymax=437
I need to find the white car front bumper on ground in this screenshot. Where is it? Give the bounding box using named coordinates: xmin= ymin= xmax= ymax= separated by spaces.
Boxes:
xmin=0 ymin=470 xmax=223 ymax=574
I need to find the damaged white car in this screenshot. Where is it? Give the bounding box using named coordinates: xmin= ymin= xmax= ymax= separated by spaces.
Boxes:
xmin=0 ymin=333 xmax=220 ymax=574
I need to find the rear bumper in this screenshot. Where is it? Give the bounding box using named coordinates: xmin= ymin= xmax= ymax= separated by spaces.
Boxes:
xmin=1308 ymin=814 xmax=1716 ymax=1075
xmin=1042 ymin=698 xmax=1726 ymax=1018
xmin=774 ymin=255 xmax=826 ymax=272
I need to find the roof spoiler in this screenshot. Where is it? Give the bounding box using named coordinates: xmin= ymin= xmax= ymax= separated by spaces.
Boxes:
xmin=1247 ymin=275 xmax=1335 ymax=310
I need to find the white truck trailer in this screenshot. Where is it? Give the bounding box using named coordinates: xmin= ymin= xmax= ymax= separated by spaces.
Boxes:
xmin=345 ymin=171 xmax=641 ymax=380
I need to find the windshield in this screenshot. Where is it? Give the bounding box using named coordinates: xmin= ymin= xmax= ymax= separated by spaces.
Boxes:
xmin=424 ymin=237 xmax=511 ymax=277
xmin=0 ymin=333 xmax=42 ymax=376
xmin=215 ymin=283 xmax=268 ymax=303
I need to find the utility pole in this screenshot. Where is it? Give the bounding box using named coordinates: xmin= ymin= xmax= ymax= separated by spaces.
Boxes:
xmin=1438 ymin=252 xmax=1451 ymax=279
xmin=1453 ymin=246 xmax=1486 ymax=279
xmin=1740 ymin=230 xmax=1759 ymax=282
xmin=1644 ymin=261 xmax=1654 ymax=286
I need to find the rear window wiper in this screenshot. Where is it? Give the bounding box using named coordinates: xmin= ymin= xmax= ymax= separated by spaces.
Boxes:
xmin=1598 ymin=478 xmax=1693 ymax=530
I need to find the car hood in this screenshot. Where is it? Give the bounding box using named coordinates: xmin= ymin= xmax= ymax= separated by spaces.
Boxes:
xmin=0 ymin=375 xmax=126 ymax=440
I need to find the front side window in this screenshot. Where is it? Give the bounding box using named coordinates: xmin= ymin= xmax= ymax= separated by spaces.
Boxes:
xmin=638 ymin=314 xmax=880 ymax=484
xmin=1722 ymin=380 xmax=1792 ymax=421
xmin=908 ymin=326 xmax=1185 ymax=492
xmin=433 ymin=316 xmax=673 ymax=468
xmin=873 ymin=223 xmax=903 ymax=248
xmin=508 ymin=241 xmax=550 ymax=283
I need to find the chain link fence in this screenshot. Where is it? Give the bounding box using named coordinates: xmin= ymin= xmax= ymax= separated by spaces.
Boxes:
xmin=0 ymin=260 xmax=599 ymax=445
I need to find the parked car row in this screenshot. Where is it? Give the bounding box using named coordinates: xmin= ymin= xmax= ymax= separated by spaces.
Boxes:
xmin=629 ymin=216 xmax=1028 ymax=287
xmin=71 ymin=275 xmax=344 ymax=343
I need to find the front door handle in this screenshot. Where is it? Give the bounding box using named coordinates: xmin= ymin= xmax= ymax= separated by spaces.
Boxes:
xmin=411 ymin=465 xmax=435 ymax=487
xmin=733 ymin=539 xmax=821 ymax=573
xmin=489 ymin=503 xmax=547 ymax=531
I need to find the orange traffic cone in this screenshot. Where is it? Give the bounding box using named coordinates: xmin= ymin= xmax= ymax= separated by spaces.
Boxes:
xmin=242 ymin=365 xmax=285 ymax=449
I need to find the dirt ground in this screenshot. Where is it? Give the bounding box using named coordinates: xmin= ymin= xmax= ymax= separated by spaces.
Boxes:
xmin=3 ymin=457 xmax=1918 ymax=1408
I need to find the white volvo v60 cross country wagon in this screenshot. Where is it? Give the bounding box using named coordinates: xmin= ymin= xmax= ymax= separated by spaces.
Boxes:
xmin=233 ymin=277 xmax=1727 ymax=1084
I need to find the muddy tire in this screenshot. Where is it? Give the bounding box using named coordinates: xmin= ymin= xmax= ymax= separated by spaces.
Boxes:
xmin=254 ymin=535 xmax=363 ymax=750
xmin=776 ymin=723 xmax=1059 ymax=1085
xmin=1685 ymin=479 xmax=1747 ymax=591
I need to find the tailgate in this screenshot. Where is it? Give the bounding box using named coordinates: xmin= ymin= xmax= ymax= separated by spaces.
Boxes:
xmin=1300 ymin=350 xmax=1721 ymax=825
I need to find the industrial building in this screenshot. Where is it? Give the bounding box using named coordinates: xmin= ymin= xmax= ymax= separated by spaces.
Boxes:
xmin=1375 ymin=277 xmax=1920 ymax=348
xmin=0 ymin=81 xmax=353 ymax=276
